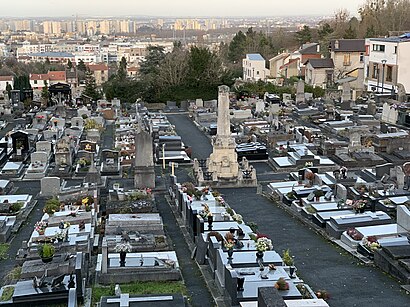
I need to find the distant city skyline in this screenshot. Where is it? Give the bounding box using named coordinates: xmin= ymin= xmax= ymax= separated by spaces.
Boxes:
xmin=3 ymin=0 xmax=364 ymax=17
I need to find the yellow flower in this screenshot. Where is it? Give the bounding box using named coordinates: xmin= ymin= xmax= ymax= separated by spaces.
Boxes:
xmin=82 ymin=198 xmax=88 ymax=205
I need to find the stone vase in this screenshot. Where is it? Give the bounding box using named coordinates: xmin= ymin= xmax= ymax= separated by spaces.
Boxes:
xmin=227 ymin=249 xmax=234 ymax=259
xmin=120 ymin=251 xmax=127 ymax=267
xmin=41 ymin=256 xmax=53 ymax=263
xmin=256 ymin=251 xmax=264 ymax=259
xmin=289 ymin=266 xmax=295 ymax=278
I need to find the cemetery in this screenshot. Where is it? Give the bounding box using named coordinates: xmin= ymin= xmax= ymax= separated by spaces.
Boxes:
xmin=0 ymin=82 xmax=410 ymax=307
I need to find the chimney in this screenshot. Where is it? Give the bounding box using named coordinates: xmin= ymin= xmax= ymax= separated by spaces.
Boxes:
xmin=316 ymin=44 xmax=320 ymax=53
xmin=334 ymin=40 xmax=339 ymax=50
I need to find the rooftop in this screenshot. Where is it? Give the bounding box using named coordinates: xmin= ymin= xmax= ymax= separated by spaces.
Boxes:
xmin=246 ymin=53 xmax=265 ymax=61
xmin=329 ymin=39 xmax=366 ymax=52
xmin=306 ymin=58 xmax=334 ymax=69
xmin=369 ymin=33 xmax=410 ymax=43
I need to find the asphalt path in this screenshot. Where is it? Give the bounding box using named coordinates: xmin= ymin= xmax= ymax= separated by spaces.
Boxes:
xmin=168 ymin=114 xmax=410 ymax=307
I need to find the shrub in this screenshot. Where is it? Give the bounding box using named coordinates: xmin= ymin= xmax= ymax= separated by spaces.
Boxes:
xmin=44 ymin=198 xmax=60 ymax=215
xmin=10 ymin=202 xmax=23 ymax=213
xmin=282 ymin=249 xmax=294 ymax=266
xmin=38 ymin=243 xmax=55 ymax=258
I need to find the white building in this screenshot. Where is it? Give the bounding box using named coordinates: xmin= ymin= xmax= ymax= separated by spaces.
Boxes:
xmin=0 ymin=76 xmax=14 ymax=93
xmin=242 ymin=53 xmax=269 ymax=81
xmin=364 ymin=33 xmax=410 ymax=95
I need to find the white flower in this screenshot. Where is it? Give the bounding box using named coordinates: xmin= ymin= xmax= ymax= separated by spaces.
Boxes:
xmin=256 ymin=237 xmax=273 ymax=252
xmin=115 ymin=242 xmax=132 ymax=253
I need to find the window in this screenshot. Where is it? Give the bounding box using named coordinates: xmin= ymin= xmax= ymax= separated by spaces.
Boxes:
xmin=256 ymin=71 xmax=259 ymax=75
xmin=34 ymin=80 xmax=37 ymax=84
xmin=372 ymin=44 xmax=385 ymax=52
xmin=360 ymin=53 xmax=364 ymax=63
xmin=372 ymin=63 xmax=378 ymax=79
xmin=366 ymin=65 xmax=370 ymax=78
xmin=343 ymin=54 xmax=351 ymax=66
xmin=394 ymin=46 xmax=397 ymax=54
xmin=386 ymin=65 xmax=393 ymax=82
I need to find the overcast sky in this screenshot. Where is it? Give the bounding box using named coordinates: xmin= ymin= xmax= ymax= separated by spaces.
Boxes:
xmin=3 ymin=0 xmax=365 ymax=17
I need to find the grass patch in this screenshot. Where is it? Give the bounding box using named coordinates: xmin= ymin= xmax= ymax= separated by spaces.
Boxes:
xmin=0 ymin=286 xmax=14 ymax=301
xmin=4 ymin=266 xmax=22 ymax=285
xmin=0 ymin=243 xmax=10 ymax=260
xmin=92 ymin=281 xmax=187 ymax=305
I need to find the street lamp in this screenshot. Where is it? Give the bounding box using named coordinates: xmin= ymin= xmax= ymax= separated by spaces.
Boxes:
xmin=381 ymin=59 xmax=387 ymax=94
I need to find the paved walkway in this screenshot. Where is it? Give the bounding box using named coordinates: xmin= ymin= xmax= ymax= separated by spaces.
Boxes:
xmin=155 ymin=191 xmax=214 ymax=306
xmin=0 ymin=181 xmax=43 ymax=285
xmin=168 ymin=114 xmax=410 ymax=307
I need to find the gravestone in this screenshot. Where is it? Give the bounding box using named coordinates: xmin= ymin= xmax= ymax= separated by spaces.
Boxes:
xmin=134 ymin=129 xmax=155 ymax=189
xmin=255 ymin=100 xmax=265 ymax=114
xmin=41 ymin=177 xmax=61 ymax=197
xmin=180 ymin=101 xmax=188 ymax=111
xmin=101 ymin=149 xmax=120 ymax=175
xmin=376 ymin=163 xmax=394 ymax=180
xmin=71 ymin=117 xmax=84 ymax=129
xmin=258 ymin=287 xmax=286 ymax=307
xmin=11 ymin=131 xmax=30 ymax=156
xmin=80 ymin=140 xmax=97 ymax=153
xmin=283 ymin=93 xmax=292 ymax=103
xmin=36 ymin=141 xmax=52 ymax=155
xmin=335 ymin=184 xmax=347 ymax=200
xmin=31 ymin=151 xmax=48 ymax=165
xmin=196 ymin=99 xmax=204 ymax=108
xmin=367 ymin=102 xmax=377 ymax=115
xmin=55 ymin=137 xmax=72 ymax=167
xmin=296 ymin=80 xmax=305 ymax=104
xmin=341 ymin=82 xmax=351 ymax=102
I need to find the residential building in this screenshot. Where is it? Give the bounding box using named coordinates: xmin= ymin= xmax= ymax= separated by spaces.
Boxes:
xmin=87 ymin=63 xmax=109 ymax=86
xmin=364 ymin=33 xmax=410 ymax=95
xmin=269 ymin=52 xmax=289 ymax=81
xmin=0 ymin=76 xmax=14 ymax=93
xmin=127 ymin=66 xmax=139 ymax=78
xmin=47 ymin=71 xmax=67 ymax=85
xmin=26 ymin=52 xmax=75 ymax=64
xmin=242 ymin=53 xmax=268 ymax=81
xmin=330 ymin=39 xmax=365 ymax=76
xmin=305 ymin=58 xmax=334 ymax=88
xmin=30 ymin=74 xmax=49 ymax=90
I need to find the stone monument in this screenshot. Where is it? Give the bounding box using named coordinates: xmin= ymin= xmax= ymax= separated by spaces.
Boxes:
xmin=196 ymin=85 xmax=257 ymax=187
xmin=341 ymin=82 xmax=351 ymax=103
xmin=208 ymin=85 xmax=239 ymax=180
xmin=134 ymin=127 xmax=155 ymax=189
xmin=296 ymin=79 xmax=305 ymax=104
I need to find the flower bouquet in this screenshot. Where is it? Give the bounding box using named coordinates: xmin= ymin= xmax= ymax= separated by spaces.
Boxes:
xmin=224 ymin=241 xmax=235 ymax=250
xmin=347 ymin=228 xmax=364 ymax=241
xmin=35 ymin=221 xmax=48 ymax=235
xmin=274 ymin=277 xmax=289 ymax=290
xmin=115 ymin=242 xmax=132 ymax=253
xmin=232 ymin=213 xmax=243 ymax=224
xmin=256 ymin=237 xmax=273 ymax=252
xmin=351 ymin=199 xmax=367 ymax=213
xmin=362 ymin=236 xmax=380 ymax=251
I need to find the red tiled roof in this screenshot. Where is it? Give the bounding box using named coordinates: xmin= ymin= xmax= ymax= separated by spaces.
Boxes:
xmin=279 ymin=58 xmax=299 ymax=70
xmin=87 ymin=63 xmax=108 ymax=71
xmin=127 ymin=67 xmax=138 ymax=71
xmin=48 ymin=71 xmax=66 ymax=81
xmin=30 ymin=74 xmax=49 ymax=81
xmin=0 ymin=76 xmax=13 ymax=82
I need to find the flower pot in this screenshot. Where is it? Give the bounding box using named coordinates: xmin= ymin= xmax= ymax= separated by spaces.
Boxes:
xmin=38 ymin=230 xmax=45 ymax=235
xmin=41 ymin=256 xmax=53 ymax=263
xmin=227 ymin=249 xmax=234 ymax=259
xmin=120 ymin=251 xmax=126 ymax=267
xmin=359 ymin=207 xmax=365 ymax=213
xmin=289 ymin=266 xmax=295 ymax=278
xmin=256 ymin=251 xmax=264 ymax=259
xmin=237 ymin=277 xmax=245 ymax=291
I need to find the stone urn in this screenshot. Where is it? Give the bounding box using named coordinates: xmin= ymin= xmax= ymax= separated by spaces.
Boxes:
xmin=256 ymin=251 xmax=264 ymax=259
xmin=227 ymin=249 xmax=234 ymax=259
xmin=120 ymin=252 xmax=127 ymax=266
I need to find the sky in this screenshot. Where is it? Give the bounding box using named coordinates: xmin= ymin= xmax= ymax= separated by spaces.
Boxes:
xmin=2 ymin=0 xmax=365 ymax=17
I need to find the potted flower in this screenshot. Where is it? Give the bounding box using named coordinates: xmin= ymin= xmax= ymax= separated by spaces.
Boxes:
xmin=315 ymin=290 xmax=330 ymax=301
xmin=274 ymin=277 xmax=289 ymax=291
xmin=35 ymin=221 xmax=48 ymax=235
xmin=282 ymin=249 xmax=295 ymax=278
xmin=232 ymin=213 xmax=243 ymax=224
xmin=314 ymin=189 xmax=324 ymax=202
xmin=363 ymin=236 xmax=380 ymax=251
xmin=115 ymin=241 xmax=132 ymax=267
xmin=255 ymin=237 xmax=273 ymax=259
xmin=224 ymin=241 xmax=235 ymax=259
xmin=44 ymin=198 xmax=60 ymax=216
xmin=38 ymin=243 xmax=55 ymax=263
xmin=352 ymin=199 xmax=367 ymax=213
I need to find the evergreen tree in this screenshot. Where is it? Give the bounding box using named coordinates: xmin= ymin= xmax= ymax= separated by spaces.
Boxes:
xmin=83 ymin=70 xmax=101 ymax=101
xmin=67 ymin=59 xmax=73 ymax=69
xmin=295 ymin=26 xmax=312 ymax=45
xmin=77 ymin=59 xmax=87 ymax=72
xmin=5 ymin=82 xmax=12 ymax=97
xmin=318 ymin=23 xmax=334 ymax=40
xmin=228 ymin=31 xmax=246 ymax=63
xmin=117 ymin=56 xmax=127 ymax=80
xmin=41 ymin=80 xmax=49 ymax=105
xmin=139 ymin=46 xmax=165 ymax=76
